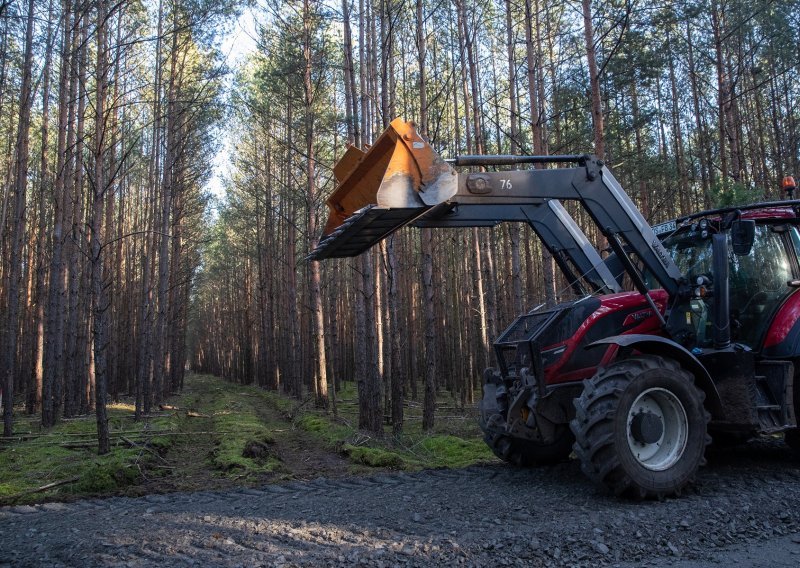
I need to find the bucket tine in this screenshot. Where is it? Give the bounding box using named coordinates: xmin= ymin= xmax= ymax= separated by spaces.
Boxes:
xmin=311 ymin=119 xmax=456 ymax=260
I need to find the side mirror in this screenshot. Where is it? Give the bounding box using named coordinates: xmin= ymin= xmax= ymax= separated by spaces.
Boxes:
xmin=731 ymin=219 xmax=755 ymax=256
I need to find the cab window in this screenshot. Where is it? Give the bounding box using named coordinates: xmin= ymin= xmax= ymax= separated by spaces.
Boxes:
xmin=728 ymin=224 xmax=792 ymax=346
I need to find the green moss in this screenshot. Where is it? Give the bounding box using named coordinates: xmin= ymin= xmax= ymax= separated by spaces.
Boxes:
xmin=297 ymin=415 xmax=328 ymax=432
xmin=1 ymin=373 xmax=494 ymax=502
xmin=0 ymin=439 xmax=146 ymax=504
xmin=74 ymin=468 xmax=115 ymax=493
xmin=334 ymin=381 xmax=358 ymax=401
xmin=210 ymin=433 xmax=280 ymax=474
xmin=148 ymin=436 xmax=173 ymax=451
xmin=343 ymin=445 xmax=405 ymax=468
xmin=295 ymin=413 xmax=352 ymax=448
xmin=417 ymin=435 xmax=494 ymax=468
xmin=189 ymin=378 xmax=285 ymax=477
xmin=0 ymin=402 xmax=172 ymax=504
xmin=71 ymin=457 xmax=139 ymax=494
xmin=260 ymin=390 xmax=295 ymax=414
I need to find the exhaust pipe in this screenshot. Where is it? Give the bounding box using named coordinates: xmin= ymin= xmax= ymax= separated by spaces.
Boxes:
xmin=711 ymin=233 xmax=730 ymax=349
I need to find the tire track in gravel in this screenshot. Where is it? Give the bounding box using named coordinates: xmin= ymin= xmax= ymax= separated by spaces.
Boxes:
xmin=2 ymin=440 xmax=800 ymax=567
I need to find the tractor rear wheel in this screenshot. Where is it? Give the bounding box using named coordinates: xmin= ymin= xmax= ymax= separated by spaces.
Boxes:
xmin=483 ymin=425 xmax=574 ymax=467
xmin=570 ymin=355 xmax=710 ymax=499
xmin=784 ymin=429 xmax=800 ymax=450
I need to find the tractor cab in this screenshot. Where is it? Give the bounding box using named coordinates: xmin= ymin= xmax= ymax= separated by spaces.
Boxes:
xmin=655 ymin=207 xmax=800 ymax=352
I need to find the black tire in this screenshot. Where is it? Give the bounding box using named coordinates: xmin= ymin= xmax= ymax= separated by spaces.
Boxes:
xmin=785 ymin=429 xmax=800 ymax=450
xmin=709 ymin=430 xmax=752 ymax=448
xmin=570 ymin=355 xmax=710 ymax=499
xmin=481 ymin=414 xmax=574 ymax=466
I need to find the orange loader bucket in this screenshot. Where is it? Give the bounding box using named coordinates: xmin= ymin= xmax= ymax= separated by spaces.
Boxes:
xmin=309 ymin=118 xmax=456 ymax=260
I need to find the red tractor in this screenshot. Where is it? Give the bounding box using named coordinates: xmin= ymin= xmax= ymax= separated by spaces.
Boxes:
xmin=311 ymin=119 xmax=800 ymax=498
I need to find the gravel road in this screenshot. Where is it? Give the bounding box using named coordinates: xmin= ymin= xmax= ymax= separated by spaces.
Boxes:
xmin=2 ymin=439 xmax=800 ymax=567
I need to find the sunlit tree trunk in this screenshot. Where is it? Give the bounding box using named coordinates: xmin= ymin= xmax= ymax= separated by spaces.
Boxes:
xmin=303 ymin=0 xmax=329 ymax=409
xmin=91 ymin=0 xmax=110 ymax=454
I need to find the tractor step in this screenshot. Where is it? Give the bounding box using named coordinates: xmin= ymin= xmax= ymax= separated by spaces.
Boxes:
xmin=754 ymin=361 xmax=795 ymax=433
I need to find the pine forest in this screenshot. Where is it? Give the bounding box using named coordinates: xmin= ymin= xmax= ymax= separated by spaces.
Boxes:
xmin=1 ymin=0 xmax=800 ymax=450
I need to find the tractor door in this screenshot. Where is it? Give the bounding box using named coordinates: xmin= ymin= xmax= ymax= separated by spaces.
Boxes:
xmin=730 ymin=224 xmax=797 ymax=349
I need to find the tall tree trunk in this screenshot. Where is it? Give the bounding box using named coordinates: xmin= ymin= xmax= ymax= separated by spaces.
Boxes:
xmin=30 ymin=0 xmax=56 ymax=414
xmin=2 ymin=0 xmax=36 ymax=436
xmin=303 ymin=0 xmax=329 ymax=409
xmin=666 ymin=25 xmax=689 ymax=212
xmin=712 ymin=2 xmax=728 ymax=186
xmin=582 ymin=0 xmax=604 ymax=159
xmin=43 ymin=0 xmax=75 ymax=428
xmin=92 ymin=0 xmax=110 ymax=454
xmin=342 ymin=0 xmax=358 ymax=146
xmin=153 ymin=18 xmax=179 ymax=404
xmin=64 ymin=10 xmax=89 ymax=417
xmin=386 ymin=236 xmax=403 ymax=433
xmin=416 ymin=0 xmax=436 ymax=432
xmin=138 ymin=0 xmax=165 ymax=417
xmin=686 ymin=19 xmax=712 ymax=207
xmin=524 ymin=0 xmax=555 ymax=306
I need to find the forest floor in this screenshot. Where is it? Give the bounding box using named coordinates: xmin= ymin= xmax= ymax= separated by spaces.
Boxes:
xmin=1 ymin=437 xmax=800 ymax=566
xmin=0 ymin=373 xmax=493 ymax=505
xmin=3 ymin=374 xmax=800 ymax=565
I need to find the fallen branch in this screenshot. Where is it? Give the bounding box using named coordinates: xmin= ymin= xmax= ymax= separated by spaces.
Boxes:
xmin=125 ymin=436 xmax=170 ymax=464
xmin=1 ymin=477 xmax=80 ymax=504
xmin=6 ymin=430 xmax=269 ymax=449
xmin=60 ymin=441 xmax=103 ymax=449
xmin=1 ymin=429 xmax=178 ymax=441
xmin=286 ymin=395 xmax=315 ymax=421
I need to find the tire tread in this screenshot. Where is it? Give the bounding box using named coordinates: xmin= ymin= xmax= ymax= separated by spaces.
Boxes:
xmin=569 ymin=354 xmax=710 ymax=499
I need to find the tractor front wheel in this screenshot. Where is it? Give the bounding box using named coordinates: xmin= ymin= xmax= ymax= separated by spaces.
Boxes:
xmin=482 ymin=422 xmax=574 ymax=467
xmin=480 ymin=414 xmax=575 ymax=467
xmin=570 ymin=355 xmax=710 ymax=499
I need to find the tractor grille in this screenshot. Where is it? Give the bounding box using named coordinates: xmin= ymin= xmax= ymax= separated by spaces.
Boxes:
xmin=494 ymin=310 xmax=559 ymax=374
xmin=498 ymin=344 xmax=525 ymax=373
xmin=492 ymin=297 xmax=601 ymax=377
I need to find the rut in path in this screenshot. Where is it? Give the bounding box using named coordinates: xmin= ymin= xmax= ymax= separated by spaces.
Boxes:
xmin=252 ymin=402 xmax=355 ymax=481
xmin=137 ymin=376 xmax=356 ymax=494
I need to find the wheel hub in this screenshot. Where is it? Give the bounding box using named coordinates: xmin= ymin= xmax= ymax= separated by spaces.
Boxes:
xmin=626 ymin=387 xmax=689 ymax=471
xmin=630 ymin=411 xmax=663 ymax=444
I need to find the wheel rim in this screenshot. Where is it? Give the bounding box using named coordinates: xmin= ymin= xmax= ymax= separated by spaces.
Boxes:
xmin=626 ymin=387 xmax=688 ymax=471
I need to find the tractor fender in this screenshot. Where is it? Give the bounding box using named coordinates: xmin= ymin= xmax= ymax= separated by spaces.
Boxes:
xmin=588 ymin=334 xmax=724 ymax=418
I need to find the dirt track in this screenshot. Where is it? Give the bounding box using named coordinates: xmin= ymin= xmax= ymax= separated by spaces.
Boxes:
xmin=2 ymin=439 xmax=800 ymax=567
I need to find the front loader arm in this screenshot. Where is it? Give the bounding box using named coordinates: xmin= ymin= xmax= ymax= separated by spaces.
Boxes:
xmin=309 ymin=119 xmax=681 ymax=299
xmin=434 ymin=160 xmax=682 ymax=297
xmin=414 ymin=199 xmax=621 ymax=295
